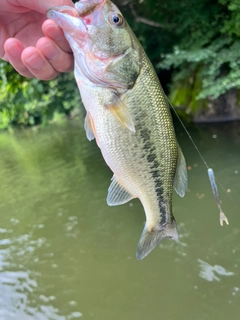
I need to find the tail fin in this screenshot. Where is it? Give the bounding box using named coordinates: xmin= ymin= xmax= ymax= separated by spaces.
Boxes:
xmin=136 ymin=219 xmax=178 ymax=260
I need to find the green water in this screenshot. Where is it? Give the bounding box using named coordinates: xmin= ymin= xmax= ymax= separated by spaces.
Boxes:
xmin=0 ymin=119 xmax=240 ymax=320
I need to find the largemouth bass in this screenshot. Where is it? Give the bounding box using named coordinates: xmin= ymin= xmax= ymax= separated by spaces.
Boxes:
xmin=47 ymin=0 xmax=188 ymax=260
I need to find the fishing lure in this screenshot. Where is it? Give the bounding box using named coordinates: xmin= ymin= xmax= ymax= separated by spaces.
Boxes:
xmin=208 ymin=168 xmax=229 ymax=226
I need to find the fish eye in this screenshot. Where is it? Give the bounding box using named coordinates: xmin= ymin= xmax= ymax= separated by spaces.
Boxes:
xmin=109 ymin=13 xmax=123 ymax=27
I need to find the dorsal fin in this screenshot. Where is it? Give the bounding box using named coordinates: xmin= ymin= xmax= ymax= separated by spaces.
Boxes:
xmin=105 ymin=94 xmax=135 ymax=133
xmin=173 ymin=146 xmax=188 ymax=197
xmin=107 ymin=175 xmax=135 ymax=206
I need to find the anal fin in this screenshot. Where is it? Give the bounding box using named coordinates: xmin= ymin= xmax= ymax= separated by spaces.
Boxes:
xmin=107 ymin=175 xmax=135 ymax=206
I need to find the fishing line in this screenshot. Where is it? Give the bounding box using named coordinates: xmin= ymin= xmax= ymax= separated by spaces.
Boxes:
xmin=168 ymin=99 xmax=209 ymax=170
xmin=167 ymin=96 xmax=228 ymax=191
xmin=166 ymin=95 xmax=234 ymax=225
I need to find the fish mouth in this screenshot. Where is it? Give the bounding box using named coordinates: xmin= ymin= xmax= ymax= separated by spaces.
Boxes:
xmin=47 ymin=6 xmax=87 ymax=36
xmin=47 ymin=1 xmax=106 ymax=35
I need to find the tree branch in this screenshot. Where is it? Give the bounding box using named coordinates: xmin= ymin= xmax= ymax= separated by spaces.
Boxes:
xmin=129 ymin=3 xmax=167 ymax=28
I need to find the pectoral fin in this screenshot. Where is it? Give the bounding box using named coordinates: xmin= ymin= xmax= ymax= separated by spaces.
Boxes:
xmin=105 ymin=94 xmax=135 ymax=133
xmin=107 ymin=175 xmax=135 ymax=206
xmin=173 ymin=146 xmax=188 ymax=197
xmin=84 ymin=113 xmax=95 ymax=141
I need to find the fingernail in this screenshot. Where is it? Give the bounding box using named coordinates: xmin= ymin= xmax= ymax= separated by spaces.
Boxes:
xmin=42 ymin=43 xmax=59 ymax=60
xmin=25 ymin=52 xmax=44 ymax=70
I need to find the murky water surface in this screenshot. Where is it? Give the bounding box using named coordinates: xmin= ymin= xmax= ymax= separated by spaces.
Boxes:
xmin=0 ymin=120 xmax=240 ymax=320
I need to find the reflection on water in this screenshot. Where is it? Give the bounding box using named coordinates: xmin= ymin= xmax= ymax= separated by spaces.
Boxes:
xmin=0 ymin=120 xmax=240 ymax=320
xmin=198 ymin=259 xmax=234 ymax=282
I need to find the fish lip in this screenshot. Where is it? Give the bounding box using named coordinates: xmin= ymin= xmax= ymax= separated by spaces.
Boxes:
xmin=47 ymin=6 xmax=79 ymax=19
xmin=47 ymin=6 xmax=87 ymax=33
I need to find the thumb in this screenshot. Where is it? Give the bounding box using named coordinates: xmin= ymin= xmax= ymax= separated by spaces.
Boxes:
xmin=13 ymin=0 xmax=74 ymax=14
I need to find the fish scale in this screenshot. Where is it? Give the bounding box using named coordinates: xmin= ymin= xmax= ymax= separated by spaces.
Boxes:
xmin=47 ymin=0 xmax=188 ymax=259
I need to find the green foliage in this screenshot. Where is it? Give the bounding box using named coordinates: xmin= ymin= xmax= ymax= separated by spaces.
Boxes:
xmin=156 ymin=0 xmax=240 ymax=110
xmin=220 ymin=0 xmax=240 ymax=36
xmin=159 ymin=37 xmax=240 ymax=100
xmin=0 ymin=61 xmax=81 ymax=130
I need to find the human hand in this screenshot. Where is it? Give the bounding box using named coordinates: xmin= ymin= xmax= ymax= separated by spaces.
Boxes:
xmin=0 ymin=0 xmax=74 ymax=80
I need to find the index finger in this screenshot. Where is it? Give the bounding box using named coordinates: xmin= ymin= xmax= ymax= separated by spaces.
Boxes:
xmin=42 ymin=19 xmax=72 ymax=53
xmin=0 ymin=23 xmax=9 ymax=59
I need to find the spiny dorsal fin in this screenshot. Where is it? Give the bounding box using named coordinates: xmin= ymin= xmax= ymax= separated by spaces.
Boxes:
xmin=105 ymin=94 xmax=135 ymax=133
xmin=107 ymin=175 xmax=135 ymax=206
xmin=84 ymin=112 xmax=95 ymax=141
xmin=173 ymin=146 xmax=188 ymax=197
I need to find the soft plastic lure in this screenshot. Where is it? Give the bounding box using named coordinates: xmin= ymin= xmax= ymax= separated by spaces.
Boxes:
xmin=208 ymin=168 xmax=229 ymax=226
